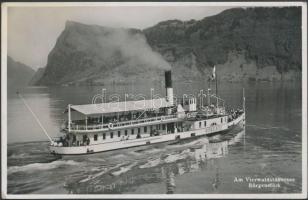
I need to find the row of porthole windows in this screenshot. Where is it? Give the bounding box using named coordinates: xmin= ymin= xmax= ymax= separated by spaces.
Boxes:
xmin=94 ymin=126 xmax=148 ymax=141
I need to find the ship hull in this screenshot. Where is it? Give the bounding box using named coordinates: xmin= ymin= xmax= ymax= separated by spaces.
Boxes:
xmin=49 ymin=113 xmax=245 ymax=156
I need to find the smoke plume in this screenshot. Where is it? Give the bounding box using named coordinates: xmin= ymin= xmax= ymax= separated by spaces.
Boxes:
xmin=97 ymin=28 xmax=171 ymax=70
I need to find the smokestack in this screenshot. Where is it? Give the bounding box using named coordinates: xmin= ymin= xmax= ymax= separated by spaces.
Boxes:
xmin=165 ymin=70 xmax=172 ymax=88
xmin=165 ymin=70 xmax=174 ymax=105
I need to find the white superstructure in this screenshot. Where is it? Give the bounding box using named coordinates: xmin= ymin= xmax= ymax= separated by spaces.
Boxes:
xmin=49 ymin=70 xmax=245 ymax=155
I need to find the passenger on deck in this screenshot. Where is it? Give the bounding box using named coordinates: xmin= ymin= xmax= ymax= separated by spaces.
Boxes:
xmin=58 ymin=137 xmax=66 ymax=146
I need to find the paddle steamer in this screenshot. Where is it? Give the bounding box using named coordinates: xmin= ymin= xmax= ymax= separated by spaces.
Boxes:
xmin=49 ymin=70 xmax=245 ymax=155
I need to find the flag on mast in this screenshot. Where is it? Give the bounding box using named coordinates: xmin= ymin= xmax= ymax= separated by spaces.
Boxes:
xmin=211 ymin=65 xmax=216 ymax=80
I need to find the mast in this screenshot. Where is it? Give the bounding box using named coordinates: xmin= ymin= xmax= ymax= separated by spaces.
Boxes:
xmin=207 ymin=88 xmax=211 ymax=106
xmin=208 ymin=74 xmax=211 ymax=106
xmin=243 ymin=87 xmax=246 ymax=131
xmin=216 ymin=73 xmax=218 ymax=96
xmin=102 ymin=88 xmax=106 ymax=125
xmin=216 ymin=68 xmax=218 ymax=109
xmin=214 ymin=66 xmax=218 ymax=109
xmin=243 ymin=88 xmax=246 ymax=113
xmin=243 ymin=88 xmax=246 ymax=149
xmin=68 ymin=104 xmax=71 ymax=132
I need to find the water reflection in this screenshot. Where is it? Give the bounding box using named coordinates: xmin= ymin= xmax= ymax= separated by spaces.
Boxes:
xmin=164 ymin=168 xmax=176 ymax=194
xmin=162 ymin=130 xmax=244 ymax=194
xmin=63 ymin=129 xmax=245 ymax=194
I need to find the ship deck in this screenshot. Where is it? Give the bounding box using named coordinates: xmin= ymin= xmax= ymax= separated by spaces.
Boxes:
xmin=67 ymin=114 xmax=181 ymax=133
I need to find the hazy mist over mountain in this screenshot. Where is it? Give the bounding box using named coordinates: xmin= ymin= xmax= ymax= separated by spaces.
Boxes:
xmin=32 ymin=7 xmax=301 ymax=86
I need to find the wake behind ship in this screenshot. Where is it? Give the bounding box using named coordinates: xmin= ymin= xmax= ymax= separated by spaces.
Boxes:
xmin=49 ymin=70 xmax=245 ymax=155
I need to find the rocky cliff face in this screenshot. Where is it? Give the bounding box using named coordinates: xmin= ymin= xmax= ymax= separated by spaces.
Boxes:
xmin=7 ymin=56 xmax=35 ymax=89
xmin=29 ymin=67 xmax=46 ymax=85
xmin=35 ymin=7 xmax=301 ymax=85
xmin=144 ymin=7 xmax=301 ymax=82
xmin=36 ymin=21 xmax=170 ymax=85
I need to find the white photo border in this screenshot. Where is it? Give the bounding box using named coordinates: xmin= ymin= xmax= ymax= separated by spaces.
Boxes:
xmin=1 ymin=1 xmax=307 ymax=199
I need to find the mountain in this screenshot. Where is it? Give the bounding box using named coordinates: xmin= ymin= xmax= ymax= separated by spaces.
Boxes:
xmin=35 ymin=7 xmax=301 ymax=85
xmin=35 ymin=21 xmax=170 ymax=86
xmin=144 ymin=7 xmax=301 ymax=82
xmin=7 ymin=56 xmax=35 ymax=89
xmin=29 ymin=67 xmax=46 ymax=85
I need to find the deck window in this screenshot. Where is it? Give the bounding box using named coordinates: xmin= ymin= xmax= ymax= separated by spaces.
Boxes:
xmin=94 ymin=134 xmax=98 ymax=141
xmin=199 ymin=122 xmax=202 ymax=128
xmin=103 ymin=133 xmax=106 ymax=140
xmin=118 ymin=131 xmax=121 ymax=137
xmin=125 ymin=130 xmax=128 ymax=136
xmin=144 ymin=127 xmax=147 ymax=133
xmin=110 ymin=132 xmax=114 ymax=138
xmin=162 ymin=124 xmax=166 ymax=130
xmin=138 ymin=128 xmax=140 ymax=134
xmin=221 ymin=118 xmax=223 ymax=123
xmin=131 ymin=129 xmax=134 ymax=135
xmin=204 ymin=121 xmax=206 ymax=127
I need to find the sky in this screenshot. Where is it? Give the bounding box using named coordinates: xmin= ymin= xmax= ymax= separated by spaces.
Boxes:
xmin=7 ymin=5 xmax=233 ymax=70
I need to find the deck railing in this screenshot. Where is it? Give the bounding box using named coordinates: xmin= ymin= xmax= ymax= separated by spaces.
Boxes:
xmin=69 ymin=114 xmax=178 ymax=131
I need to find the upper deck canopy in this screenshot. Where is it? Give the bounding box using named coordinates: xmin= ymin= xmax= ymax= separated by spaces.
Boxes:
xmin=70 ymin=98 xmax=173 ymax=115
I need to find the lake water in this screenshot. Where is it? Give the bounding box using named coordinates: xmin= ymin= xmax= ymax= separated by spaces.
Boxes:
xmin=7 ymin=81 xmax=302 ymax=194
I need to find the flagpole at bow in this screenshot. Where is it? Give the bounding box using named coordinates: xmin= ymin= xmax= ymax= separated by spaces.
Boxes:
xmin=17 ymin=92 xmax=53 ymax=143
